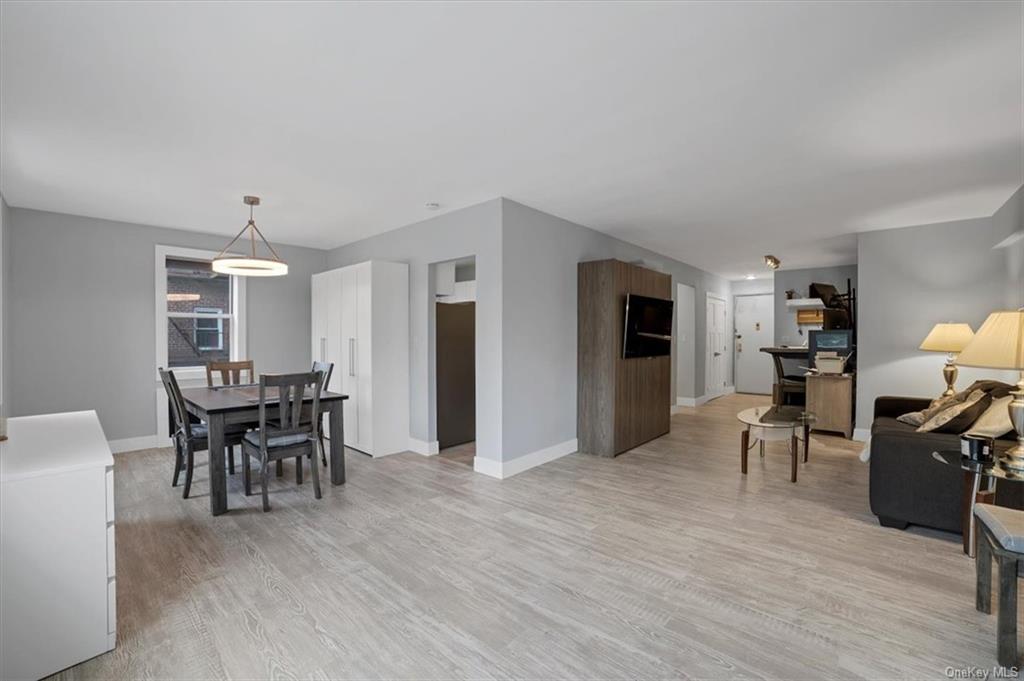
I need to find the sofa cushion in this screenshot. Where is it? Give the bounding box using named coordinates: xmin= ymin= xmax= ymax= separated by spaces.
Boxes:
xmin=918 ymin=390 xmax=991 ymax=434
xmin=967 ymin=395 xmax=1014 ymax=440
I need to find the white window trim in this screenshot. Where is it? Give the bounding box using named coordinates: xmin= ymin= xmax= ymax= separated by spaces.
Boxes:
xmin=155 ymin=245 xmax=247 ymax=383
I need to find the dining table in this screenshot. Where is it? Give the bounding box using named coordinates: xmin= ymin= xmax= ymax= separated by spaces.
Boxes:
xmin=172 ymin=385 xmax=348 ymax=516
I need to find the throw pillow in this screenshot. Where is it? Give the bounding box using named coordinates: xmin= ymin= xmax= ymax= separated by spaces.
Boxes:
xmin=917 ymin=390 xmax=992 ymax=434
xmin=962 ymin=380 xmax=1016 ymax=400
xmin=897 ymin=393 xmax=963 ymax=427
xmin=967 ymin=395 xmax=1014 ymax=439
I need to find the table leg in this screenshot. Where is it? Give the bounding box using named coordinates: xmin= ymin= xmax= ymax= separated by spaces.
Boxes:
xmin=741 ymin=428 xmax=749 ymax=475
xmin=803 ymin=423 xmax=810 ymax=462
xmin=962 ymin=470 xmax=983 ymax=556
xmin=208 ymin=414 xmax=228 ymax=516
xmin=329 ymin=403 xmax=346 ymax=485
xmin=790 ymin=433 xmax=798 ymax=483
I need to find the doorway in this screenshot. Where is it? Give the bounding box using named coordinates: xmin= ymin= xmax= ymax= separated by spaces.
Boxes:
xmin=705 ymin=293 xmax=728 ymax=399
xmin=734 ymin=293 xmax=774 ymax=395
xmin=435 ymin=257 xmax=476 ymax=467
xmin=675 ymin=283 xmax=696 ymax=404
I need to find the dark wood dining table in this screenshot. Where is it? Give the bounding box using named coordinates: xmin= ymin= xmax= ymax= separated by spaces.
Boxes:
xmin=173 ymin=385 xmax=348 ymax=516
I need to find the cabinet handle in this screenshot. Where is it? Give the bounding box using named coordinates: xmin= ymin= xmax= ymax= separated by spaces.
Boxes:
xmin=349 ymin=338 xmax=356 ymax=376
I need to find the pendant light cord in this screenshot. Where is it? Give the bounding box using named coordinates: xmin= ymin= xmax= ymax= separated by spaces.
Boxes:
xmin=214 ymin=199 xmax=284 ymax=263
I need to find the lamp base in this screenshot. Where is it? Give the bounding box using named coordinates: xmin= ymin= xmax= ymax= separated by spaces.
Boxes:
xmin=941 ymin=359 xmax=959 ymax=398
xmin=997 ymin=385 xmax=1024 ymax=473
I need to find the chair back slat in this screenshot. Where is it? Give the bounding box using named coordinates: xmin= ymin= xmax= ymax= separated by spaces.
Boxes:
xmin=312 ymin=361 xmax=334 ymax=393
xmin=256 ymin=372 xmax=323 ymax=451
xmin=159 ymin=368 xmax=194 ymax=439
xmin=206 ymin=360 xmax=255 ymax=387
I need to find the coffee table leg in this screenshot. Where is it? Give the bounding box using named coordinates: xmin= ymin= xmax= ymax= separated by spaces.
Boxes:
xmin=803 ymin=423 xmax=810 ymax=462
xmin=790 ymin=432 xmax=798 ymax=483
xmin=741 ymin=428 xmax=749 ymax=475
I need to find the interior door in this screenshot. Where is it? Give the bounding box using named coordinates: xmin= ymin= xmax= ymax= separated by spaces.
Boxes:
xmin=340 ymin=266 xmax=359 ymax=449
xmin=734 ymin=294 xmax=774 ymax=395
xmin=436 ymin=302 xmax=476 ymax=449
xmin=706 ymin=295 xmax=727 ymax=396
xmin=355 ymin=262 xmax=373 ymax=453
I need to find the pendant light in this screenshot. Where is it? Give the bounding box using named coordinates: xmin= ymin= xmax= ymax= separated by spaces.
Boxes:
xmin=212 ymin=196 xmax=288 ymax=277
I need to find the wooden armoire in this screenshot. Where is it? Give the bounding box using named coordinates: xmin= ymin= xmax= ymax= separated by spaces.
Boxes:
xmin=578 ymin=259 xmax=672 ymax=457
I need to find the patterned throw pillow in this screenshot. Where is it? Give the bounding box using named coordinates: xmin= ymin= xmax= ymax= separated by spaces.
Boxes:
xmin=897 ymin=393 xmax=963 ymax=427
xmin=917 ymin=390 xmax=992 ymax=434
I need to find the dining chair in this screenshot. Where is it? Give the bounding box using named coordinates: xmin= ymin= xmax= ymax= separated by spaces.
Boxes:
xmin=241 ymin=371 xmax=323 ymax=512
xmin=311 ymin=360 xmax=334 ymax=466
xmin=205 ymin=359 xmax=256 ymax=474
xmin=159 ymin=368 xmax=246 ymax=499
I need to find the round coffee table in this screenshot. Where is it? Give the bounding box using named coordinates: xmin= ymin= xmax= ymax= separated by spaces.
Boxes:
xmin=737 ymin=406 xmax=816 ymax=482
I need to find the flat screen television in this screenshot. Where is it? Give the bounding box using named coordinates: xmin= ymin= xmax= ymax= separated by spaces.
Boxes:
xmin=623 ymin=294 xmax=673 ymax=358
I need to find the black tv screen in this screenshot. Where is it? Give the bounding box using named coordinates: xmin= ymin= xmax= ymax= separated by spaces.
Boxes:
xmin=623 ymin=294 xmax=673 ymax=358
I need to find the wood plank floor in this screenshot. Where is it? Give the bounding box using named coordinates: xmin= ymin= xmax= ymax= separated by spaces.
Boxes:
xmin=52 ymin=394 xmax=1010 ymax=680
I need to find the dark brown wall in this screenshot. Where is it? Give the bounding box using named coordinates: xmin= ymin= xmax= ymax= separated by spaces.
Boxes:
xmin=578 ymin=259 xmax=671 ymax=457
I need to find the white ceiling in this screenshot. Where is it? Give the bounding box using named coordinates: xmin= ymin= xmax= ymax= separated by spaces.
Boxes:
xmin=2 ymin=1 xmax=1021 ymax=280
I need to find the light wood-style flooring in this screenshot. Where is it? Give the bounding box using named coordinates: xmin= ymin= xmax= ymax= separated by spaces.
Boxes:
xmin=52 ymin=394 xmax=1010 ymax=679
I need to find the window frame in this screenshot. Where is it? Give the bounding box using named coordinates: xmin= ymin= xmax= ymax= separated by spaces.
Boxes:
xmin=191 ymin=306 xmax=226 ymax=351
xmin=155 ymin=245 xmax=246 ymax=382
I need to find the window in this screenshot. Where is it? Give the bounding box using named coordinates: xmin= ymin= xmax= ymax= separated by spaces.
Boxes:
xmin=156 ymin=246 xmax=245 ymax=375
xmin=194 ymin=307 xmax=224 ymax=351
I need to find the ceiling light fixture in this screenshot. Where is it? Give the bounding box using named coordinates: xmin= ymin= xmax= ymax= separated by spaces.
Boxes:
xmin=425 ymin=202 xmax=440 ymax=211
xmin=745 ymin=274 xmax=756 ymax=280
xmin=211 ymin=196 xmax=288 ymax=277
xmin=166 ymin=293 xmax=201 ymax=302
xmin=764 ymin=255 xmax=781 ymax=270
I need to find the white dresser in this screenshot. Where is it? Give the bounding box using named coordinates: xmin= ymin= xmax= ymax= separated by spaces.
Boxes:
xmin=312 ymin=260 xmax=410 ymax=457
xmin=0 ymin=411 xmax=116 ymax=680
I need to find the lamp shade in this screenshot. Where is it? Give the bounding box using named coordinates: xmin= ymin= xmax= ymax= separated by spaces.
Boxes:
xmin=956 ymin=310 xmax=1024 ymax=370
xmin=919 ymin=322 xmax=974 ymax=353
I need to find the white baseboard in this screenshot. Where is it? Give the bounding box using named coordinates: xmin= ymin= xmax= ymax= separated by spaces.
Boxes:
xmin=853 ymin=428 xmax=871 ymax=442
xmin=108 ymin=434 xmax=165 ymax=453
xmin=408 ymin=437 xmax=440 ymax=456
xmin=473 ymin=438 xmax=578 ymax=480
xmin=676 ymin=387 xmax=735 ymax=409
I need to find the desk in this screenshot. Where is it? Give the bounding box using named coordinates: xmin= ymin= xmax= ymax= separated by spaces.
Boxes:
xmin=177 ymin=387 xmax=348 ymax=516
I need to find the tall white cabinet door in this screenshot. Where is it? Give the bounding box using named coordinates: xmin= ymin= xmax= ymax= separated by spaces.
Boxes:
xmin=340 ymin=265 xmax=360 ymax=449
xmin=311 ymin=273 xmax=328 ymax=367
xmin=325 ymin=269 xmax=343 ymax=394
xmin=356 ymin=262 xmax=374 ymax=454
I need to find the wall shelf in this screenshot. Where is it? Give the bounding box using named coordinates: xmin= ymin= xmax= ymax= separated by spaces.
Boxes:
xmin=785 ymin=298 xmax=826 ymax=310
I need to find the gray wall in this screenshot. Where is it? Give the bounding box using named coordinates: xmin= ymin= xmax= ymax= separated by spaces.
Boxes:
xmin=6 ymin=208 xmax=327 ymax=441
xmin=1 ymin=196 xmax=8 ymax=418
xmin=992 ymin=183 xmax=1024 ymax=309
xmin=325 ymin=199 xmax=505 ymax=463
xmin=773 ymin=265 xmax=858 ymax=346
xmin=499 ymin=199 xmax=731 ymax=461
xmin=856 ymin=187 xmax=1023 ymax=434
xmin=730 ymin=277 xmax=774 ymax=296
xmin=676 ymin=283 xmax=696 ymax=401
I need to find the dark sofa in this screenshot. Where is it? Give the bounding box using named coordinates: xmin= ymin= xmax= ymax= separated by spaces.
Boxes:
xmin=869 ymin=396 xmax=1019 ymax=533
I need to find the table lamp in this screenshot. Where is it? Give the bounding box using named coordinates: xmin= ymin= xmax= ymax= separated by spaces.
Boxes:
xmin=919 ymin=322 xmax=975 ymax=397
xmin=956 ymin=309 xmax=1024 ymax=471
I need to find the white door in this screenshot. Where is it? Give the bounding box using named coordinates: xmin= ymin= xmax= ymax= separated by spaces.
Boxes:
xmin=355 ymin=262 xmax=373 ymax=454
xmin=734 ymin=294 xmax=774 ymax=395
xmin=705 ymin=295 xmax=728 ymax=397
xmin=340 ymin=266 xmax=360 ymax=449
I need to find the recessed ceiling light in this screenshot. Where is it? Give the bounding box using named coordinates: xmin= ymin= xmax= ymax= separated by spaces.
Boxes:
xmin=425 ymin=202 xmax=440 ymax=211
xmin=745 ymin=275 xmax=756 ymax=280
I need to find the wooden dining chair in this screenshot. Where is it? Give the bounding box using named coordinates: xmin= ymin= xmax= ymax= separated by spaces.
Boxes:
xmin=311 ymin=360 xmax=334 ymax=466
xmin=241 ymin=371 xmax=323 ymax=512
xmin=205 ymin=359 xmax=255 ymax=474
xmin=159 ymin=368 xmax=246 ymax=499
xmin=205 ymin=359 xmax=255 ymax=387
